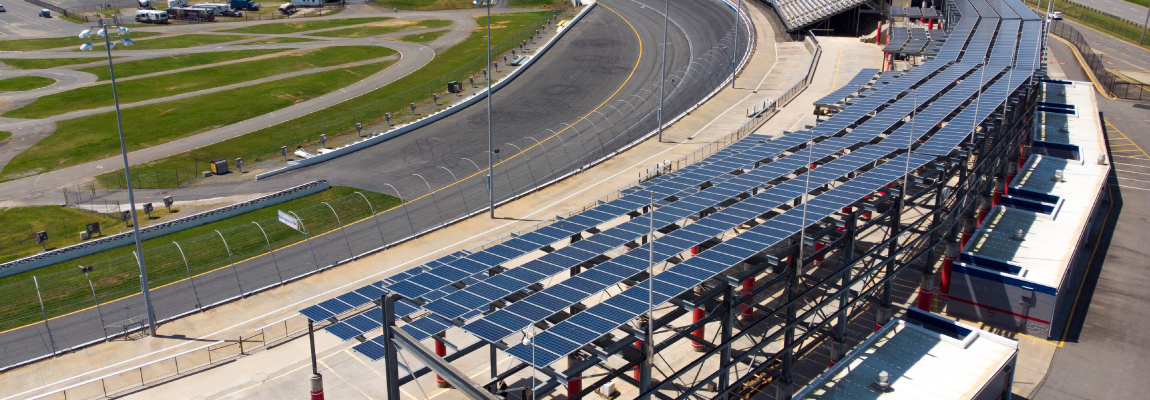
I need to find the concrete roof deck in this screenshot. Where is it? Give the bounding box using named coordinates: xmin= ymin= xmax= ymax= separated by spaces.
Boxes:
xmin=966 ymin=80 xmax=1107 ymax=287
xmin=794 ymin=316 xmax=1017 ymax=400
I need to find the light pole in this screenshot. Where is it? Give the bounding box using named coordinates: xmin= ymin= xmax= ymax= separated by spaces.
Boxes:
xmin=474 ymin=0 xmax=498 ymax=218
xmin=658 ymin=0 xmax=669 ymax=142
xmin=78 ymin=18 xmax=155 ymax=336
xmin=1140 ymin=5 xmax=1149 ymax=45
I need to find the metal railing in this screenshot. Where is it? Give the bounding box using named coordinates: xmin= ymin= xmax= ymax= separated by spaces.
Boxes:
xmin=1048 ymin=20 xmax=1148 ymax=100
xmin=24 ymin=315 xmax=308 ymax=400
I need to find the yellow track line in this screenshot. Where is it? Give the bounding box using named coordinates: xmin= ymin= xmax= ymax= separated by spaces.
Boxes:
xmin=1049 ymin=35 xmax=1119 ymax=100
xmin=0 ymin=4 xmax=645 ymax=337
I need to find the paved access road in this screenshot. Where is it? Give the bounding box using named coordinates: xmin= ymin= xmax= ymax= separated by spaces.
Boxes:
xmin=1026 ymin=36 xmax=1150 ymax=400
xmin=0 ymin=0 xmax=751 ymax=372
xmin=1070 ymin=0 xmax=1149 ymax=25
xmin=0 ymin=0 xmax=78 ymax=38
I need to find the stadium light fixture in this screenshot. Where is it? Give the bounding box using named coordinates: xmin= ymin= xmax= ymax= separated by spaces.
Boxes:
xmin=79 ymin=16 xmax=157 ymax=336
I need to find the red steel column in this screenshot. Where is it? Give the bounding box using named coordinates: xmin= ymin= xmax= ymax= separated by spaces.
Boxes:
xmin=567 ymin=355 xmax=582 ymax=398
xmin=940 ymin=239 xmax=959 ymax=297
xmin=814 ymin=242 xmax=826 ymax=263
xmin=977 ymin=194 xmax=992 ymax=226
xmin=310 ymin=374 xmax=324 ymax=400
xmin=691 ymin=308 xmax=706 ymax=352
xmin=633 ymin=340 xmax=642 ymax=380
xmin=874 ymin=307 xmax=892 ymax=332
xmin=740 ymin=277 xmax=754 ymax=320
xmin=917 ymin=273 xmax=936 ymax=311
xmin=691 ymin=245 xmax=699 ymax=256
xmin=877 ymin=24 xmax=883 ymax=45
xmin=992 ymin=177 xmax=1005 ymax=207
xmin=961 ymin=214 xmax=976 ymax=249
xmin=435 ymin=332 xmax=448 ymax=388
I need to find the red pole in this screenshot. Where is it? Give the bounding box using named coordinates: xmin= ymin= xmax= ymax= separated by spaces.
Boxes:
xmin=940 ymin=240 xmax=958 ymax=297
xmin=992 ymin=178 xmax=1005 ymax=207
xmin=691 ymin=308 xmax=705 ymax=351
xmin=633 ymin=340 xmax=642 ymax=380
xmin=740 ymin=277 xmax=754 ymax=320
xmin=690 ymin=245 xmax=699 ymax=256
xmin=310 ymin=374 xmax=324 ymax=400
xmin=814 ymin=242 xmax=825 ymax=263
xmin=877 ymin=24 xmax=883 ymax=44
xmin=977 ymin=195 xmax=991 ymax=226
xmin=961 ymin=214 xmax=975 ymax=249
xmin=568 ymin=356 xmax=582 ymax=398
xmin=436 ymin=332 xmax=448 ymax=388
xmin=917 ymin=274 xmax=935 ymax=311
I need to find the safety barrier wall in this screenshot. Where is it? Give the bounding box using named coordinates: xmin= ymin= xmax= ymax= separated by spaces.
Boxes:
xmin=255 ymin=2 xmax=599 ymax=180
xmin=0 ymin=180 xmax=329 ymax=278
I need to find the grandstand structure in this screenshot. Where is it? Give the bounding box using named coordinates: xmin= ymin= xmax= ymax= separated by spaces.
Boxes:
xmin=296 ymin=0 xmax=1054 ymax=397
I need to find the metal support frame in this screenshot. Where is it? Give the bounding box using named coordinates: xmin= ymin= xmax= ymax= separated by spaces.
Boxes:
xmin=320 ymin=201 xmax=354 ymax=258
xmin=214 ymin=230 xmax=244 ymax=297
xmin=250 ymin=221 xmax=284 ymax=286
xmin=172 ymin=242 xmax=202 ymax=310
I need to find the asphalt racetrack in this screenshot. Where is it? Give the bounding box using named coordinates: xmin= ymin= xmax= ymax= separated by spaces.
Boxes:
xmin=0 ymin=0 xmax=751 ymax=371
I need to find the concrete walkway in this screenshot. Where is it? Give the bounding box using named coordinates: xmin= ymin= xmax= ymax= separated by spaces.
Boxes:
xmin=0 ymin=5 xmax=888 ymax=399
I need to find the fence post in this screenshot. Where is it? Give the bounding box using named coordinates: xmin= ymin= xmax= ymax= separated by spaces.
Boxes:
xmin=288 ymin=211 xmax=323 ymax=271
xmin=172 ymin=241 xmax=202 ymax=311
xmin=353 ymin=192 xmax=387 ymax=248
xmin=214 ymin=230 xmax=245 ymax=298
xmin=33 ymin=276 xmax=57 ymax=354
xmin=84 ymin=270 xmax=109 ymax=341
xmin=251 ymin=221 xmax=285 ymax=286
xmin=320 ymin=202 xmax=354 ymax=258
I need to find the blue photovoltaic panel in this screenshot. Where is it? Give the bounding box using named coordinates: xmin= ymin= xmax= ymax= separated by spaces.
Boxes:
xmin=352 ymin=338 xmax=387 ymax=361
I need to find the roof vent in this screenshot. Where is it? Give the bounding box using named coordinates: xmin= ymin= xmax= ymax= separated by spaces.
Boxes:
xmin=1059 ymin=123 xmax=1069 ymax=133
xmin=1014 ymin=228 xmax=1026 ymax=240
xmin=1098 ymin=154 xmax=1108 ymax=165
xmin=1053 ymin=170 xmax=1065 ymax=182
xmin=872 ymin=371 xmax=892 ymax=393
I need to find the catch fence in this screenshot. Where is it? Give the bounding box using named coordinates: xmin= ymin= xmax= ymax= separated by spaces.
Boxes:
xmin=0 ymin=0 xmax=756 ymax=374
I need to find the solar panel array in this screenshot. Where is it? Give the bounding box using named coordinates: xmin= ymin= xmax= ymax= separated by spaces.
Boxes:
xmin=883 ymin=27 xmax=910 ymax=53
xmin=504 ymin=154 xmax=936 ymax=366
xmin=293 ymin=0 xmax=1045 ymax=369
xmin=814 ymin=69 xmax=880 ymax=108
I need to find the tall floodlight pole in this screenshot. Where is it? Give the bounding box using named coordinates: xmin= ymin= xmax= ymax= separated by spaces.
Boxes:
xmin=658 ymin=0 xmax=669 ymax=142
xmin=645 ymin=190 xmax=655 ymax=399
xmin=475 ymin=0 xmax=496 ymax=218
xmin=731 ymin=0 xmax=743 ymax=88
xmin=1140 ymin=6 xmax=1149 ymax=45
xmin=79 ymin=19 xmax=154 ymax=335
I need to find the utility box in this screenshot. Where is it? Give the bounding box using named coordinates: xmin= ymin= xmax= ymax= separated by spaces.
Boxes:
xmin=447 ymin=81 xmax=461 ymax=93
xmin=210 ymin=159 xmax=229 ymax=175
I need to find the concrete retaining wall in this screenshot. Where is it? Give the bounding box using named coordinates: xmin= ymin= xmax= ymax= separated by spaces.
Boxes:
xmin=0 ymin=180 xmax=330 ymax=278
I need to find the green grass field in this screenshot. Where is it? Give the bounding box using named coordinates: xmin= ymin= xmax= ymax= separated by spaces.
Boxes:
xmin=375 ymin=0 xmax=478 ymax=10
xmin=89 ymin=34 xmax=260 ymax=51
xmin=0 ymin=131 xmax=10 ymax=142
xmin=219 ymin=17 xmax=392 ymax=34
xmin=7 ymin=46 xmax=395 ymax=119
xmin=0 ymin=32 xmax=160 ymax=52
xmin=2 ymin=60 xmax=396 ymax=180
xmin=1025 ymin=0 xmax=1150 ymax=50
xmin=0 ymin=206 xmax=126 ymax=265
xmin=237 ymin=37 xmax=325 ymax=45
xmin=310 ymin=19 xmax=452 ymax=38
xmin=0 ymin=186 xmax=400 ymax=332
xmin=98 ymin=12 xmax=550 ymax=187
xmin=0 ymin=76 xmax=56 ymax=92
xmin=394 ymin=30 xmax=450 ymax=43
xmin=0 ymin=58 xmax=110 ymax=70
xmin=78 ymin=49 xmax=287 ymax=81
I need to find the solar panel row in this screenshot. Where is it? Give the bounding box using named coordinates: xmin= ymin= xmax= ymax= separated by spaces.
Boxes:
xmin=504 ymin=154 xmax=936 ymax=367
xmin=465 ymin=145 xmax=905 ymax=343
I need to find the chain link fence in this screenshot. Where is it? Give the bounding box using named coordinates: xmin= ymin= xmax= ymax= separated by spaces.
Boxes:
xmin=0 ymin=0 xmax=755 ymax=373
xmin=1046 ymin=19 xmax=1149 ymax=101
